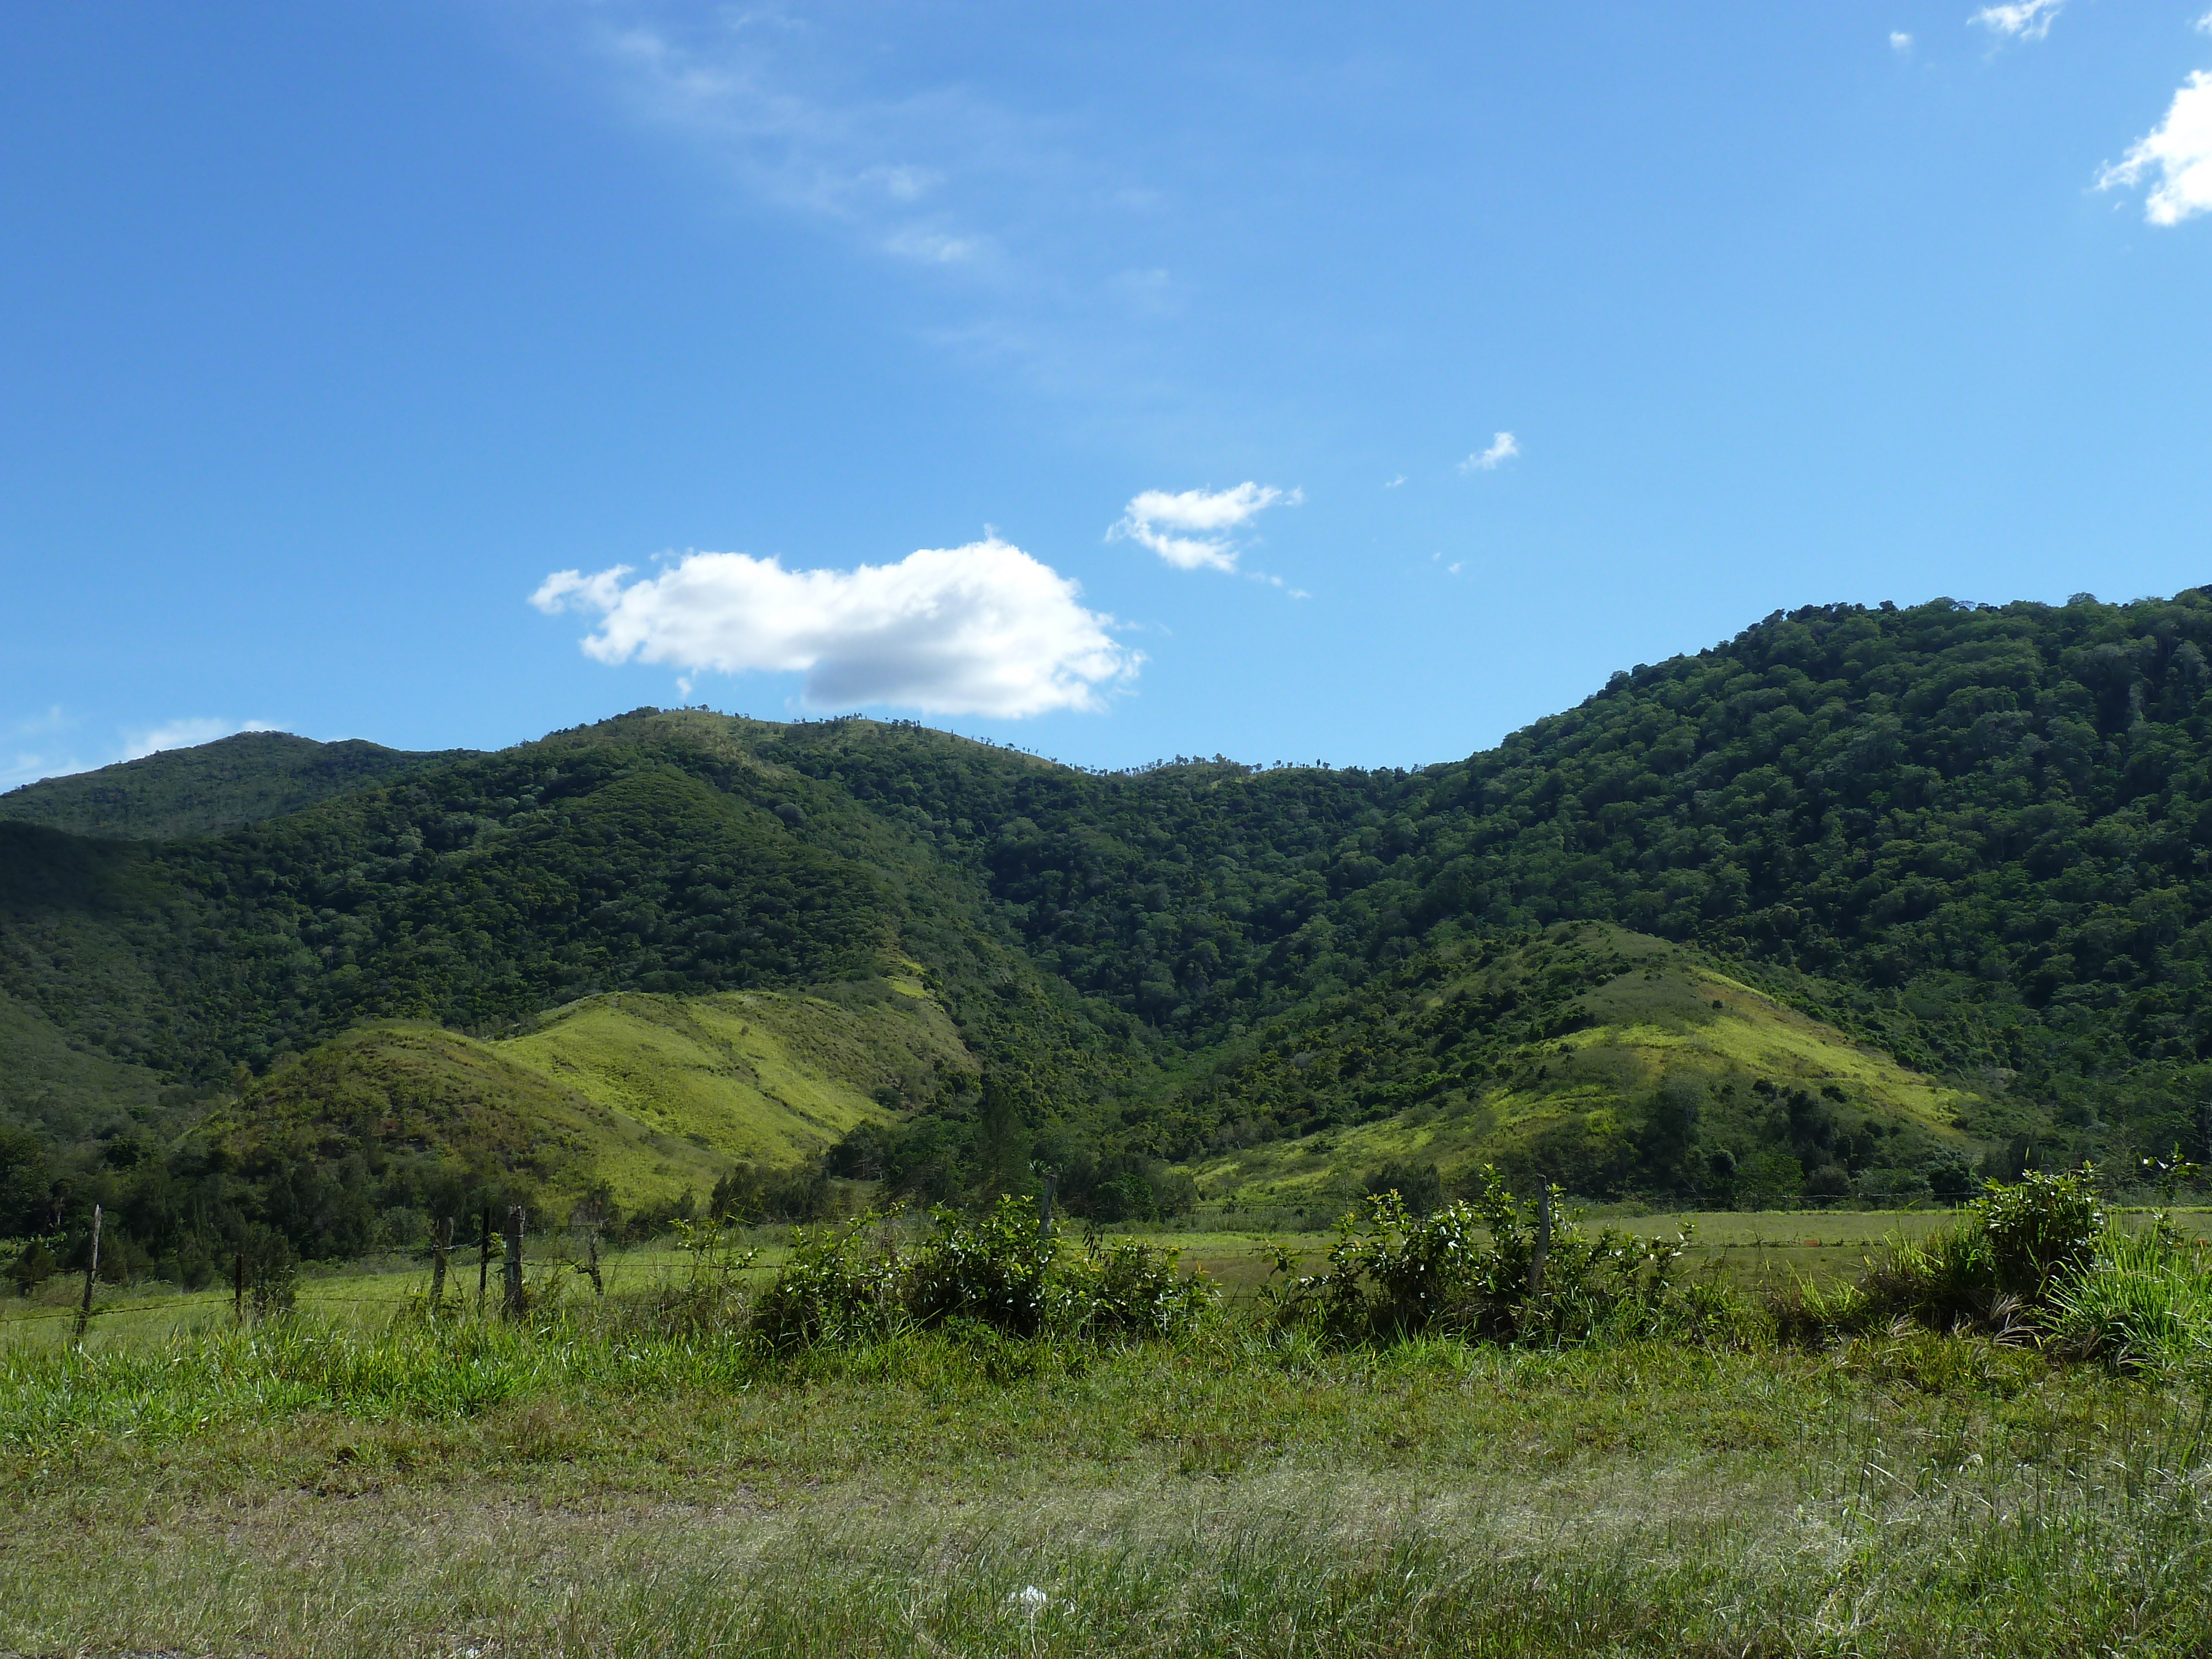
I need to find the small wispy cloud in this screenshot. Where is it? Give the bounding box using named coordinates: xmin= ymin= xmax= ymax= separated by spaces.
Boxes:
xmin=1972 ymin=1 xmax=2064 ymax=40
xmin=1458 ymin=432 xmax=1520 ymax=473
xmin=1111 ymin=482 xmax=1301 ymax=573
xmin=2199 ymin=10 xmax=2212 ymax=34
xmin=534 ymin=538 xmax=1138 ymax=717
xmin=2098 ymin=71 xmax=2212 ymax=225
xmin=1890 ymin=31 xmax=1914 ymax=52
xmin=1383 ymin=474 xmax=1406 ymax=489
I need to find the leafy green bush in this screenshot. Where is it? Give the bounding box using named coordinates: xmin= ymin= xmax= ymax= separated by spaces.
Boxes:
xmin=750 ymin=1215 xmax=904 ymax=1349
xmin=906 ymin=1199 xmax=1062 ymax=1337
xmin=1264 ymin=1168 xmax=1733 ymax=1346
xmin=750 ymin=1198 xmax=1214 ymax=1350
xmin=1976 ymin=1169 xmax=2104 ymax=1297
xmin=1064 ymin=1235 xmax=1219 ymax=1339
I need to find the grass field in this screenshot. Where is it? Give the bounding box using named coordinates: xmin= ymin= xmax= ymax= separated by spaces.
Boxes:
xmin=13 ymin=1207 xmax=2212 ymax=1348
xmin=6 ymin=1211 xmax=2210 ymax=1657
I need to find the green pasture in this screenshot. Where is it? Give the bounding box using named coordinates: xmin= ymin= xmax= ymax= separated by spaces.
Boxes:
xmin=15 ymin=1207 xmax=2212 ymax=1353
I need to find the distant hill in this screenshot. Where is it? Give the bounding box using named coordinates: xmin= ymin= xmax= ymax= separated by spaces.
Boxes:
xmin=0 ymin=730 xmax=476 ymax=839
xmin=170 ymin=975 xmax=977 ymax=1260
xmin=5 ymin=590 xmax=2212 ymax=1274
xmin=1174 ymin=925 xmax=1992 ymax=1216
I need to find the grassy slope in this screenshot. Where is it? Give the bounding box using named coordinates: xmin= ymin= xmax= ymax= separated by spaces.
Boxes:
xmin=1188 ymin=925 xmax=1985 ymax=1209
xmin=214 ymin=976 xmax=978 ymax=1206
xmin=502 ymin=975 xmax=976 ymax=1185
xmin=0 ymin=730 xmax=474 ymax=839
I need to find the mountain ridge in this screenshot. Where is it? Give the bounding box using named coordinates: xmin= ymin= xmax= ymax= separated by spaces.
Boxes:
xmin=0 ymin=731 xmax=479 ymax=840
xmin=6 ymin=589 xmax=2211 ymax=1273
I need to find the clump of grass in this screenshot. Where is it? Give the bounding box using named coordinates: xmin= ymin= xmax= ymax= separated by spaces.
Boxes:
xmin=2046 ymin=1219 xmax=2212 ymax=1375
xmin=1777 ymin=1170 xmax=2212 ymax=1370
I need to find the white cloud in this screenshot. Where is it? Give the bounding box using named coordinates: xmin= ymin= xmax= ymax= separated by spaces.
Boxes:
xmin=1972 ymin=1 xmax=2064 ymax=40
xmin=121 ymin=717 xmax=277 ymax=761
xmin=588 ymin=16 xmax=1034 ymax=289
xmin=1458 ymin=432 xmax=1520 ymax=473
xmin=2199 ymin=10 xmax=2212 ymax=34
xmin=1110 ymin=482 xmax=1300 ymax=573
xmin=1383 ymin=474 xmax=1406 ymax=488
xmin=1890 ymin=32 xmax=1914 ymax=51
xmin=532 ymin=538 xmax=1138 ymax=717
xmin=2098 ymin=72 xmax=2212 ymax=225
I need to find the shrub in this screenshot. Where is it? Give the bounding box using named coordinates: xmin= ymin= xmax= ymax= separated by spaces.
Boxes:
xmin=906 ymin=1198 xmax=1061 ymax=1336
xmin=4 ymin=1238 xmax=59 ymax=1296
xmin=240 ymin=1225 xmax=298 ymax=1321
xmin=750 ymin=1214 xmax=903 ymax=1349
xmin=1265 ymin=1168 xmax=1728 ymax=1346
xmin=749 ymin=1198 xmax=1214 ymax=1349
xmin=1780 ymin=1171 xmax=2142 ymax=1348
xmin=1975 ymin=1168 xmax=2102 ymax=1297
xmin=1063 ymin=1235 xmax=1218 ymax=1339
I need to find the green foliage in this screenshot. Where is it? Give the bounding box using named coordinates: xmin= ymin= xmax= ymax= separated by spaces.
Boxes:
xmin=750 ymin=1198 xmax=1215 ymax=1348
xmin=1778 ymin=1173 xmax=2209 ymax=1359
xmin=2046 ymin=1220 xmax=2212 ymax=1374
xmin=749 ymin=1215 xmax=906 ymax=1349
xmin=905 ymin=1197 xmax=1061 ymax=1335
xmin=1973 ymin=1167 xmax=2104 ymax=1296
xmin=1266 ymin=1171 xmax=1731 ymax=1346
xmin=241 ymin=1224 xmax=298 ymax=1321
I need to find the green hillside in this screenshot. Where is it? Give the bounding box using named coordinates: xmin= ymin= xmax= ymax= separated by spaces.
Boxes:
xmin=6 ymin=590 xmax=2212 ymax=1271
xmin=1177 ymin=925 xmax=1988 ymax=1215
xmin=0 ymin=731 xmax=474 ymax=839
xmin=176 ymin=974 xmax=977 ymax=1257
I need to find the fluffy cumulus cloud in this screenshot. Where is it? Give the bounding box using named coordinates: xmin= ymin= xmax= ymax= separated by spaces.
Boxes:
xmin=2100 ymin=71 xmax=2212 ymax=225
xmin=531 ymin=539 xmax=1138 ymax=717
xmin=1110 ymin=483 xmax=1298 ymax=573
xmin=1973 ymin=1 xmax=2064 ymax=39
xmin=1459 ymin=432 xmax=1520 ymax=473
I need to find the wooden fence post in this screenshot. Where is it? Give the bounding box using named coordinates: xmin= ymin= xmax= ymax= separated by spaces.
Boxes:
xmin=1527 ymin=1187 xmax=1551 ymax=1298
xmin=234 ymin=1251 xmax=246 ymax=1326
xmin=74 ymin=1204 xmax=103 ymax=1346
xmin=477 ymin=1206 xmax=492 ymax=1315
xmin=430 ymin=1215 xmax=452 ymax=1307
xmin=586 ymin=1228 xmax=603 ymax=1297
xmin=502 ymin=1206 xmax=525 ymax=1318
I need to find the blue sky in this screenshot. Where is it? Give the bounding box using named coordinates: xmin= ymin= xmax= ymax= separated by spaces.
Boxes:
xmin=5 ymin=1 xmax=2210 ymax=784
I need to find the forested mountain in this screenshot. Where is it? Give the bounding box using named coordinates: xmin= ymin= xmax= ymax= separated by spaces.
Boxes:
xmin=5 ymin=589 xmax=2211 ymax=1279
xmin=0 ymin=731 xmax=475 ymax=839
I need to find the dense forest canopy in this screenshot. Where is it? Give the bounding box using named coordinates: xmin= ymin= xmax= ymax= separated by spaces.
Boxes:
xmin=5 ymin=590 xmax=2211 ymax=1278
